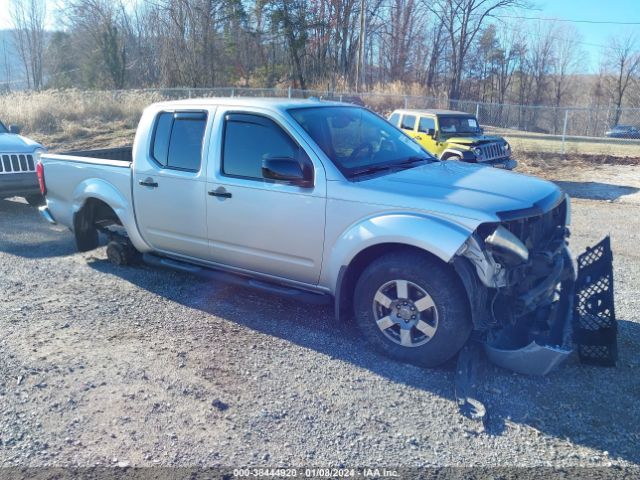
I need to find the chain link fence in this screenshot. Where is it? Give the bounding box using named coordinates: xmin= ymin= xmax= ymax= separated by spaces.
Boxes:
xmin=113 ymin=87 xmax=640 ymax=157
xmin=2 ymin=87 xmax=640 ymax=157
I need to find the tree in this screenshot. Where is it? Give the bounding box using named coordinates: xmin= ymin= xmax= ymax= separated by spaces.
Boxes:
xmin=65 ymin=0 xmax=129 ymax=89
xmin=46 ymin=31 xmax=80 ymax=88
xmin=606 ymin=33 xmax=640 ymax=125
xmin=269 ymin=0 xmax=309 ymax=89
xmin=1 ymin=34 xmax=13 ymax=91
xmin=549 ymin=26 xmax=581 ymax=133
xmin=386 ymin=0 xmax=420 ymax=83
xmin=494 ymin=25 xmax=525 ymax=105
xmin=10 ymin=0 xmax=46 ymax=90
xmin=425 ymin=0 xmax=527 ymax=103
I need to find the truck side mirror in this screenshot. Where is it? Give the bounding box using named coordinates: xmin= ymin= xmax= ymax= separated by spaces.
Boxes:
xmin=9 ymin=125 xmax=21 ymax=135
xmin=262 ymin=154 xmax=313 ymax=187
xmin=427 ymin=128 xmax=435 ymax=137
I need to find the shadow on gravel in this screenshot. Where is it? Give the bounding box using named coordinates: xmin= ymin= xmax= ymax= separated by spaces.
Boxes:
xmin=89 ymin=258 xmax=640 ymax=465
xmin=554 ymin=180 xmax=639 ymax=202
xmin=0 ymin=198 xmax=77 ymax=258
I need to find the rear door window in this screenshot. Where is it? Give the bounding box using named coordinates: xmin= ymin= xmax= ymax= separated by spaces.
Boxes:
xmin=151 ymin=113 xmax=174 ymax=166
xmin=400 ymin=114 xmax=416 ymax=131
xmin=151 ymin=111 xmax=207 ymax=171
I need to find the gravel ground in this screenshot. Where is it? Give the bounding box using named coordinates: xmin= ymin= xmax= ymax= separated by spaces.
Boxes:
xmin=1 ymin=188 xmax=639 ymax=471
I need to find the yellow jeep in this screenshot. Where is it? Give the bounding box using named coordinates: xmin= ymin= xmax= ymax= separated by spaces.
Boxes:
xmin=388 ymin=109 xmax=516 ymax=170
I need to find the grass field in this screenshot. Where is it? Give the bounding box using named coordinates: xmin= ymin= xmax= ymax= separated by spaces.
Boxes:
xmin=487 ymin=127 xmax=640 ymax=158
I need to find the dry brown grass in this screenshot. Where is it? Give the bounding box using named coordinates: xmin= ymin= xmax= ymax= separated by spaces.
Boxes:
xmin=487 ymin=127 xmax=640 ymax=158
xmin=3 ymin=88 xmax=639 ymax=162
xmin=0 ymin=89 xmax=164 ymax=136
xmin=517 ymin=151 xmax=640 ymax=178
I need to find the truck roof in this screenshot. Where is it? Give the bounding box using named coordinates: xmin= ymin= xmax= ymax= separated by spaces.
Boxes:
xmin=392 ymin=108 xmax=472 ymax=117
xmin=149 ymin=97 xmax=346 ymax=112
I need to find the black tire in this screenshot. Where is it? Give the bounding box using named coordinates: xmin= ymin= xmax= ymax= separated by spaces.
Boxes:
xmin=353 ymin=251 xmax=472 ymax=367
xmin=75 ymin=226 xmax=98 ymax=252
xmin=73 ymin=207 xmax=99 ymax=252
xmin=25 ymin=194 xmax=44 ymax=207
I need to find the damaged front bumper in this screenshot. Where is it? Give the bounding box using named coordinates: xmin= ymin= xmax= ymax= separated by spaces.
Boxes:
xmin=484 ymin=341 xmax=573 ymax=376
xmin=455 ymin=219 xmax=617 ymax=376
xmin=482 ymin=246 xmax=576 ymax=376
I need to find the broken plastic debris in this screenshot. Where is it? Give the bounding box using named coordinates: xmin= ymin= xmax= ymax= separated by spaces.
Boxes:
xmin=484 ymin=341 xmax=572 ymax=376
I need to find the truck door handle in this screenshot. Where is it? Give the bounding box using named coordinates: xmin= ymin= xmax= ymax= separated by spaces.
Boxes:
xmin=208 ymin=188 xmax=232 ymax=199
xmin=139 ymin=178 xmax=158 ymax=188
xmin=415 ymin=135 xmax=423 ymax=140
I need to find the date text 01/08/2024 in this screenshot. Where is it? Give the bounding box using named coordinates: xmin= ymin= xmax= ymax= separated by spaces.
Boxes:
xmin=232 ymin=468 xmax=400 ymax=478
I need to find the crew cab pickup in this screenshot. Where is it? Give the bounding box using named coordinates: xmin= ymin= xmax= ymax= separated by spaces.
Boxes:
xmin=38 ymin=98 xmax=613 ymax=374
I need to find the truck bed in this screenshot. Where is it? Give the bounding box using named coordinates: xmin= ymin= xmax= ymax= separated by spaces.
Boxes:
xmin=41 ymin=147 xmax=134 ymax=230
xmin=61 ymin=146 xmax=133 ymax=163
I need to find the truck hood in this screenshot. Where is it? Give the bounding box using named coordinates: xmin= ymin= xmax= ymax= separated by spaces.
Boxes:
xmin=352 ymin=161 xmax=562 ymax=224
xmin=0 ymin=133 xmax=43 ymax=153
xmin=443 ymin=135 xmax=504 ymax=145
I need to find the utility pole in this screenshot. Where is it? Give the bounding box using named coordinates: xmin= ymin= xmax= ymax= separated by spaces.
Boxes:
xmin=355 ymin=0 xmax=366 ymax=93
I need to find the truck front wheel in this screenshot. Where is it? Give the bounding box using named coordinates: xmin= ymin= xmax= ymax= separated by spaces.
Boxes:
xmin=353 ymin=251 xmax=472 ymax=367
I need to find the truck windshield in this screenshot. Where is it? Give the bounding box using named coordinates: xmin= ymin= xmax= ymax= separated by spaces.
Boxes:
xmin=438 ymin=116 xmax=481 ymax=135
xmin=289 ymin=106 xmax=434 ymax=178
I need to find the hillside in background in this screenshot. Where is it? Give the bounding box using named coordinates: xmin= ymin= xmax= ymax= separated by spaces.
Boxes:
xmin=0 ymin=29 xmax=27 ymax=90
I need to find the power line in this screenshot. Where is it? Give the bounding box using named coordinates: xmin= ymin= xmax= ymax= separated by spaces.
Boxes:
xmin=492 ymin=15 xmax=640 ymax=26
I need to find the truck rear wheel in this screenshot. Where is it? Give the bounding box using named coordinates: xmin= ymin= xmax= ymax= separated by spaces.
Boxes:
xmin=353 ymin=251 xmax=472 ymax=367
xmin=74 ymin=224 xmax=98 ymax=252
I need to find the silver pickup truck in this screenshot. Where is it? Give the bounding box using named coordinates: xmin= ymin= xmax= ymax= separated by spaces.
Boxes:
xmin=38 ymin=98 xmax=615 ymax=374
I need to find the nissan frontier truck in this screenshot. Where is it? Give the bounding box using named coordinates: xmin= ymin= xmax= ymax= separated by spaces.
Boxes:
xmin=37 ymin=98 xmax=614 ymax=374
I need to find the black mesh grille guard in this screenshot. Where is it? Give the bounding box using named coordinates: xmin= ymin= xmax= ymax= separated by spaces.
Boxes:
xmin=573 ymin=236 xmax=617 ymax=367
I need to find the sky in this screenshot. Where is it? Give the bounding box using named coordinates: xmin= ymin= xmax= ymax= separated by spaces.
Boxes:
xmin=0 ymin=0 xmax=639 ymax=72
xmin=528 ymin=0 xmax=640 ymax=69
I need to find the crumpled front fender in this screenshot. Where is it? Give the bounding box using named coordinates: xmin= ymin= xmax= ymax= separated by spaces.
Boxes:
xmin=324 ymin=213 xmax=472 ymax=294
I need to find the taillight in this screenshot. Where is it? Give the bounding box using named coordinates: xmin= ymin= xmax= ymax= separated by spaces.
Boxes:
xmin=36 ymin=162 xmax=46 ymax=195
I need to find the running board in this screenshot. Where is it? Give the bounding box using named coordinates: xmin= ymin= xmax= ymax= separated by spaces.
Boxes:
xmin=142 ymin=253 xmax=331 ymax=305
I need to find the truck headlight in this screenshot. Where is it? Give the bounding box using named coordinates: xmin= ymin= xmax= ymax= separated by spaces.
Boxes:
xmin=485 ymin=225 xmax=529 ymax=263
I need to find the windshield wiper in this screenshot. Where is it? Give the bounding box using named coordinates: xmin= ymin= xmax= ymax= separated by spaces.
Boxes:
xmin=394 ymin=156 xmax=432 ymax=167
xmin=348 ymin=163 xmax=397 ymax=178
xmin=348 ymin=156 xmax=431 ymax=178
